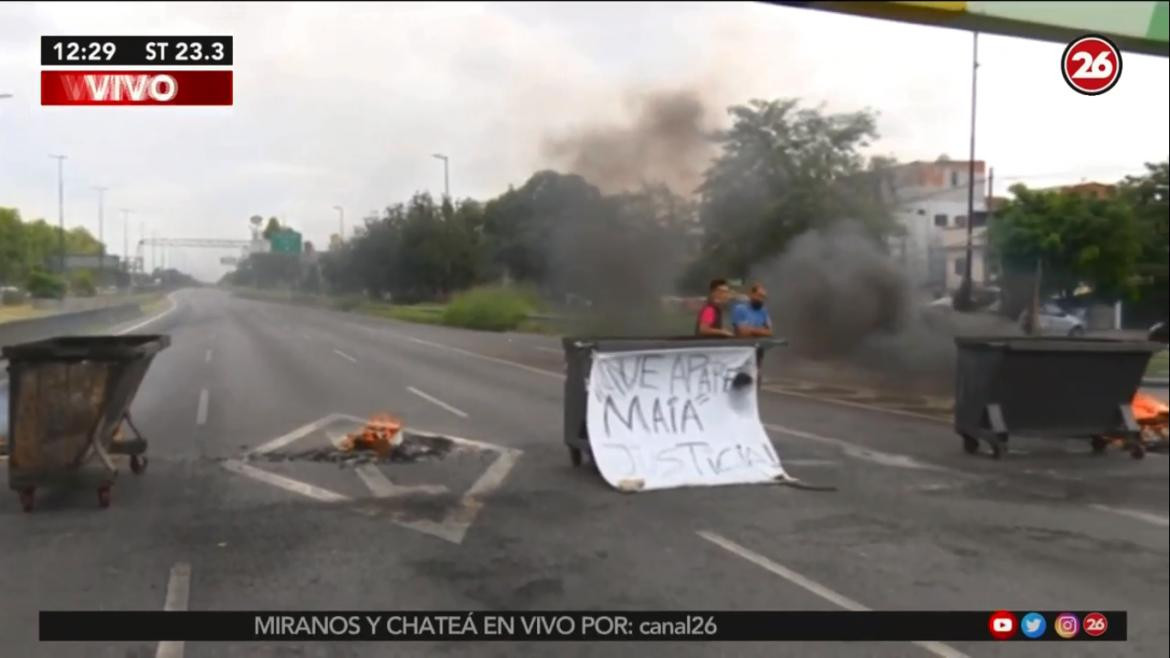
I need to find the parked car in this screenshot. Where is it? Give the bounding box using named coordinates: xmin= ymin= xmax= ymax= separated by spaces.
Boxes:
xmin=1019 ymin=302 xmax=1086 ymax=336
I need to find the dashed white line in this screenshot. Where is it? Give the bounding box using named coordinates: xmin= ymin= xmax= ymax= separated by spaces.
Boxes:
xmin=333 ymin=349 xmax=357 ymax=363
xmin=697 ymin=531 xmax=968 ymax=658
xmin=195 ymin=389 xmax=209 ymax=426
xmin=407 ymin=386 xmax=469 ymax=418
xmin=405 ymin=336 xmax=562 ymax=379
xmin=155 ymin=562 xmax=191 ymax=658
xmin=1090 ymin=504 xmax=1169 ymax=528
xmin=204 ymin=348 xmax=212 ymax=364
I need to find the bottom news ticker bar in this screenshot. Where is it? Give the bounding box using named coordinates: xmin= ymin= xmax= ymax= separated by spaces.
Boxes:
xmin=40 ymin=611 xmax=1126 ymax=642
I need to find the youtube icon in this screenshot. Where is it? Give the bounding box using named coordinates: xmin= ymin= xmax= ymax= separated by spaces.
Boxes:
xmin=988 ymin=611 xmax=1017 ymax=640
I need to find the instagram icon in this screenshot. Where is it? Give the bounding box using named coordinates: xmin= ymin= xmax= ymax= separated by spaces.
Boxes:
xmin=1055 ymin=613 xmax=1080 ymax=639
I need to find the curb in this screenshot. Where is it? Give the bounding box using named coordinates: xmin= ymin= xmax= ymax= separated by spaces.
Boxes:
xmin=1143 ymin=378 xmax=1169 ymax=387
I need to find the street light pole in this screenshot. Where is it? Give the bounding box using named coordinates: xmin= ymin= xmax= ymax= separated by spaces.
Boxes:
xmin=333 ymin=205 xmax=345 ymax=241
xmin=49 ymin=154 xmax=67 ymax=278
xmin=94 ymin=186 xmax=108 ymax=283
xmin=120 ymin=209 xmax=132 ymax=275
xmin=954 ymin=31 xmax=979 ymax=311
xmin=432 ymin=153 xmax=450 ymax=200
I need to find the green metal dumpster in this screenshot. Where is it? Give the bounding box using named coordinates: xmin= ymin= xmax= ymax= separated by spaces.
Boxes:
xmin=561 ymin=336 xmax=785 ymax=469
xmin=2 ymin=335 xmax=170 ymax=511
xmin=953 ymin=336 xmax=1161 ymax=459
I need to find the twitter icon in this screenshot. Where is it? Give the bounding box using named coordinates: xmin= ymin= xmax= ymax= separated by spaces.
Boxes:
xmin=1021 ymin=613 xmax=1047 ymax=639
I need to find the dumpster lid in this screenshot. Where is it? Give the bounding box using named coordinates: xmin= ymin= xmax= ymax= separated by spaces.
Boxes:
xmin=955 ymin=335 xmax=1163 ymax=353
xmin=2 ymin=335 xmax=171 ymax=362
xmin=562 ymin=335 xmax=787 ymax=352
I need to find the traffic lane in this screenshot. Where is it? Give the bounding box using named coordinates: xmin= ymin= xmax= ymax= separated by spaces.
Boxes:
xmin=156 ymin=297 xmax=917 ymax=657
xmin=0 ymin=292 xmax=214 ymax=658
xmin=192 ymin=295 xmax=1118 ymax=657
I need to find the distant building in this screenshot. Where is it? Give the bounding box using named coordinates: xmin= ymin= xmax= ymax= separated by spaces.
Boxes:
xmin=884 ymin=158 xmax=990 ymax=294
xmin=1040 ymin=181 xmax=1117 ymax=200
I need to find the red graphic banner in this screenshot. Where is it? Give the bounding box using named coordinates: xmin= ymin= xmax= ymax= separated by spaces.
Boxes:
xmin=41 ymin=70 xmax=232 ymax=105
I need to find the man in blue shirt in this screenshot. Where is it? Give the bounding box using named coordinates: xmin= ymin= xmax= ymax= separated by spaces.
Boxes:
xmin=731 ymin=282 xmax=772 ymax=338
xmin=731 ymin=283 xmax=772 ymax=388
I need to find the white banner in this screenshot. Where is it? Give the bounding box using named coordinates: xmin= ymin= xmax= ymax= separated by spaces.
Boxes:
xmin=585 ymin=346 xmax=786 ymax=491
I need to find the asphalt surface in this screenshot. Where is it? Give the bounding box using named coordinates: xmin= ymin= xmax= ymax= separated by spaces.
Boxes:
xmin=1 ymin=288 xmax=1167 ymax=658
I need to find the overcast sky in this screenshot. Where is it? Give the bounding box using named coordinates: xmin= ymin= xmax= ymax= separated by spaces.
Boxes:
xmin=1 ymin=1 xmax=1167 ymax=282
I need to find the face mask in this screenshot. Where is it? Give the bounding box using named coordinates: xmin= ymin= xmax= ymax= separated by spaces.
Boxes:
xmin=751 ymin=300 xmax=764 ymax=310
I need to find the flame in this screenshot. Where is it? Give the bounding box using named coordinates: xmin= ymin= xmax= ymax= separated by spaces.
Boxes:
xmin=340 ymin=413 xmax=403 ymax=456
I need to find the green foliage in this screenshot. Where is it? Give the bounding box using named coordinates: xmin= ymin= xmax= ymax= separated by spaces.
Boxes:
xmin=70 ymin=269 xmax=97 ymax=297
xmin=989 ymin=184 xmax=1142 ymax=305
xmin=693 ymin=99 xmax=895 ymax=280
xmin=0 ymin=207 xmax=108 ymax=287
xmin=442 ymin=286 xmax=534 ymax=331
xmin=25 ymin=269 xmax=66 ymax=299
xmin=262 ymin=217 xmax=281 ymax=240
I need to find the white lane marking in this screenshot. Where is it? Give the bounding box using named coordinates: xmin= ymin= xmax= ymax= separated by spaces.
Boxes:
xmin=155 ymin=562 xmax=191 ymax=658
xmin=1090 ymin=504 xmax=1170 ymax=528
xmin=195 ymin=389 xmax=209 ymax=426
xmin=116 ymin=292 xmax=179 ymax=335
xmin=248 ymin=413 xmax=347 ymax=456
xmin=764 ymin=422 xmax=965 ymax=476
xmin=222 ymin=459 xmax=350 ymax=502
xmin=407 ymin=386 xmax=469 ymax=418
xmin=780 ymin=458 xmax=839 ymax=467
xmin=762 ymin=385 xmax=949 ymax=425
xmin=405 ymin=336 xmax=563 ymax=379
xmin=204 ymin=349 xmax=212 ymax=364
xmin=355 ymin=464 xmax=449 ymax=498
xmin=697 ymin=531 xmax=968 ymax=658
xmin=534 ymin=346 xmax=561 ymax=354
xmin=333 ymin=349 xmax=357 ymax=363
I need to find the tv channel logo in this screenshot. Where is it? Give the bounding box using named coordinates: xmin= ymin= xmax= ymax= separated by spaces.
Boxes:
xmin=1083 ymin=612 xmax=1108 ymax=638
xmin=988 ymin=611 xmax=1017 ymax=640
xmin=1054 ymin=613 xmax=1080 ymax=639
xmin=1020 ymin=613 xmax=1047 ymax=639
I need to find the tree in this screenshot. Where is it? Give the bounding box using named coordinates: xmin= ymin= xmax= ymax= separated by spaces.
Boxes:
xmin=989 ymin=183 xmax=1142 ymax=315
xmin=1119 ymin=160 xmax=1169 ymax=324
xmin=262 ymin=217 xmax=281 ymax=240
xmin=691 ymin=99 xmax=894 ymax=283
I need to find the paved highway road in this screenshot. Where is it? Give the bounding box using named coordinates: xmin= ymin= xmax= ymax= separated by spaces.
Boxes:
xmin=2 ymin=288 xmax=1167 ymax=657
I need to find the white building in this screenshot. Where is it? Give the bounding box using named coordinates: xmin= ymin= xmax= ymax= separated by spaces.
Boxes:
xmin=885 ymin=158 xmax=990 ymax=295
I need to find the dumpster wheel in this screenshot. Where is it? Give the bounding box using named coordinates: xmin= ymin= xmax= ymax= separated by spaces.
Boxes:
xmin=97 ymin=485 xmax=112 ymax=508
xmin=961 ymin=434 xmax=980 ymax=455
xmin=1091 ymin=435 xmax=1109 ymax=454
xmin=130 ymin=455 xmax=148 ymax=475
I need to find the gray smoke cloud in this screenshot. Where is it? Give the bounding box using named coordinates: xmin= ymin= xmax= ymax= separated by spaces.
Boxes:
xmin=541 ymin=88 xmax=718 ymax=196
xmin=753 ymin=221 xmax=959 ymax=385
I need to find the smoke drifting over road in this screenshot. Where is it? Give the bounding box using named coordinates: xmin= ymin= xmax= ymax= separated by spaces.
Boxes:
xmin=541 ymin=88 xmax=718 ymax=196
xmin=753 ymin=221 xmax=963 ymax=384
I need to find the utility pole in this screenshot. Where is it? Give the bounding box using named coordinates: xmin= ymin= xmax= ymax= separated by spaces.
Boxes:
xmin=94 ymin=186 xmax=108 ymax=284
xmin=333 ymin=205 xmax=345 ymax=241
xmin=120 ymin=209 xmax=132 ymax=277
xmin=432 ymin=153 xmax=450 ymax=200
xmin=49 ymin=154 xmax=67 ymax=279
xmin=954 ymin=31 xmax=979 ymax=312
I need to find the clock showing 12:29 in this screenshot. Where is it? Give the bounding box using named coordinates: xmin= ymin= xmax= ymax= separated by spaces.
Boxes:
xmin=41 ymin=36 xmax=233 ymax=66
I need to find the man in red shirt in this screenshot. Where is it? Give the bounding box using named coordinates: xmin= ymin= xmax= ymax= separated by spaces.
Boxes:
xmin=695 ymin=278 xmax=734 ymax=337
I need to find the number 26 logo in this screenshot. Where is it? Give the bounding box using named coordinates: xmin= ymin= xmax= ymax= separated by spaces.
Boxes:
xmin=1062 ymin=35 xmax=1122 ymax=95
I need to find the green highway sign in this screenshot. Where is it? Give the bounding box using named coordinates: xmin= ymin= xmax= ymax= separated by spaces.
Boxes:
xmin=269 ymin=228 xmax=302 ymax=254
